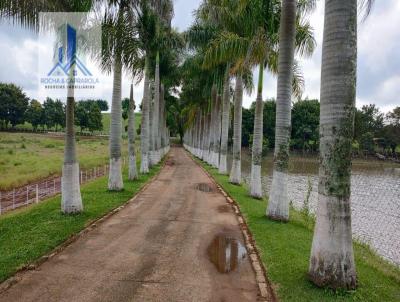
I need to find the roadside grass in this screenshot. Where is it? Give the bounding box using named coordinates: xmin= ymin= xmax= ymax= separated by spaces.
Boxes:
xmin=195 ymin=158 xmax=400 ymax=302
xmin=0 ymin=133 xmax=129 ymax=190
xmin=0 ymin=159 xmax=162 ymax=283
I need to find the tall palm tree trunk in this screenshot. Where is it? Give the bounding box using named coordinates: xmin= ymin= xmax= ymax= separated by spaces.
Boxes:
xmin=108 ymin=55 xmax=124 ymax=191
xmin=219 ymin=65 xmax=230 ymax=174
xmin=204 ymin=112 xmax=211 ymax=162
xmin=153 ymin=52 xmax=160 ymax=163
xmin=229 ymin=75 xmax=243 ymax=184
xmin=140 ymin=56 xmax=150 ymax=173
xmin=128 ymin=83 xmax=138 ymax=180
xmin=213 ymin=94 xmax=222 ymax=168
xmin=309 ymin=0 xmax=357 ymax=289
xmin=62 ymin=70 xmax=82 ymax=213
xmin=208 ymin=85 xmax=217 ymax=165
xmin=148 ymin=80 xmax=154 ymax=167
xmin=159 ymin=83 xmax=165 ymax=156
xmin=267 ymin=0 xmax=297 ymax=221
xmin=250 ymin=64 xmax=264 ymax=199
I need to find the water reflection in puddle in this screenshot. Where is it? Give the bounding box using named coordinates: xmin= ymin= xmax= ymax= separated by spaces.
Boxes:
xmin=197 ymin=183 xmax=213 ymax=192
xmin=208 ymin=234 xmax=247 ymax=273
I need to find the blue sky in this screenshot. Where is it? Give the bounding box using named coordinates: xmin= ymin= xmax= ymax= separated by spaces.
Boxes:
xmin=0 ymin=0 xmax=399 ymax=112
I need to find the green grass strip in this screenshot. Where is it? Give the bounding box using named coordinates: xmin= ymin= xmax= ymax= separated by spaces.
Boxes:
xmin=195 ymin=157 xmax=400 ymax=302
xmin=0 ymin=161 xmax=162 ymax=283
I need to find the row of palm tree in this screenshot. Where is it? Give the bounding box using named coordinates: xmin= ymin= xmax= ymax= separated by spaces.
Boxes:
xmin=1 ymin=0 xmax=372 ymax=291
xmin=0 ymin=0 xmax=173 ymax=209
xmin=183 ymin=0 xmax=368 ymax=290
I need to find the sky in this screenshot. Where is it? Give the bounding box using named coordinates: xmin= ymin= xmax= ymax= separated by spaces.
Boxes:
xmin=0 ymin=0 xmax=399 ymax=112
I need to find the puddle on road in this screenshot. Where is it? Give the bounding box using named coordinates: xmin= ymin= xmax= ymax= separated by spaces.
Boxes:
xmin=196 ymin=183 xmax=213 ymax=192
xmin=217 ymin=204 xmax=231 ymax=213
xmin=166 ymin=159 xmax=175 ymax=166
xmin=207 ymin=234 xmax=247 ymax=273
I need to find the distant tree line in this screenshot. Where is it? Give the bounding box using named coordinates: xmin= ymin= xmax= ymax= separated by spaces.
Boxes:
xmin=0 ymin=83 xmax=108 ymax=133
xmin=241 ymin=98 xmax=400 ymax=155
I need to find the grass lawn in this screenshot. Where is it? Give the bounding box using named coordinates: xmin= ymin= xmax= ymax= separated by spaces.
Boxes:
xmin=0 ymin=160 xmax=163 ymax=283
xmin=195 ymin=157 xmax=400 ymax=302
xmin=0 ymin=132 xmax=129 ymax=190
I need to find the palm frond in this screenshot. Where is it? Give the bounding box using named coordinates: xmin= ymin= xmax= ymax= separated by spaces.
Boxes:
xmin=295 ymin=20 xmax=316 ymax=57
xmin=203 ymin=31 xmax=250 ymax=68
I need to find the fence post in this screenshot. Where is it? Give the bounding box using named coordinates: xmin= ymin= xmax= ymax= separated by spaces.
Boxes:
xmin=80 ymin=170 xmax=83 ymax=184
xmin=54 ymin=179 xmax=56 ymax=194
xmin=36 ymin=184 xmax=39 ymax=203
xmin=26 ymin=186 xmax=29 ymax=204
xmin=13 ymin=189 xmax=15 ymax=209
xmin=85 ymin=170 xmax=87 ymax=182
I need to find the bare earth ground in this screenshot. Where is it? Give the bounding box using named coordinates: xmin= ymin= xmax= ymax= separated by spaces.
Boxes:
xmin=0 ymin=147 xmax=261 ymax=302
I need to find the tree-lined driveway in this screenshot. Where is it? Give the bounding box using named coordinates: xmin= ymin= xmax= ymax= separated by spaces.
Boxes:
xmin=0 ymin=147 xmax=261 ymax=302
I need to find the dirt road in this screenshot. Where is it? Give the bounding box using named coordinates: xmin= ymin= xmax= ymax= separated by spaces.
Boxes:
xmin=0 ymin=147 xmax=262 ymax=302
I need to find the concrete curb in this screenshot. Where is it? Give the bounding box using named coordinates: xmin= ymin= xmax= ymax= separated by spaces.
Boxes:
xmin=0 ymin=153 xmax=170 ymax=294
xmin=188 ymin=151 xmax=278 ymax=302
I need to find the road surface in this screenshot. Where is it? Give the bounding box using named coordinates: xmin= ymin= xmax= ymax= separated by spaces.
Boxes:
xmin=0 ymin=147 xmax=262 ymax=302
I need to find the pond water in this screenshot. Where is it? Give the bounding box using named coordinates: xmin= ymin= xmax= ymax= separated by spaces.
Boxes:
xmin=227 ymin=150 xmax=400 ymax=266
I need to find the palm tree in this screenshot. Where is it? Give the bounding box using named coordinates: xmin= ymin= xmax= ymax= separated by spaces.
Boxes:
xmin=229 ymin=75 xmax=243 ymax=184
xmin=128 ymin=83 xmax=138 ymax=180
xmin=152 ymin=52 xmax=161 ymax=163
xmin=108 ymin=52 xmax=124 ymax=190
xmin=308 ymin=0 xmax=359 ymax=289
xmin=148 ymin=79 xmax=155 ymax=167
xmin=0 ymin=1 xmax=93 ymax=213
xmin=267 ymin=0 xmax=298 ymax=221
xmin=218 ymin=64 xmax=230 ymax=174
xmin=140 ymin=57 xmax=151 ymax=173
xmin=250 ymin=63 xmax=264 ymax=198
xmin=151 ymin=0 xmax=173 ymax=163
xmin=102 ymin=2 xmax=136 ymax=191
xmin=136 ymin=2 xmax=158 ymax=174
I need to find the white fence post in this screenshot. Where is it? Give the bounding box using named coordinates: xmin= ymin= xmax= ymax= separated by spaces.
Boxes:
xmin=36 ymin=184 xmax=39 ymax=203
xmin=13 ymin=189 xmax=15 ymax=209
xmin=80 ymin=170 xmax=83 ymax=184
xmin=53 ymin=179 xmax=56 ymax=194
xmin=26 ymin=186 xmax=29 ymax=204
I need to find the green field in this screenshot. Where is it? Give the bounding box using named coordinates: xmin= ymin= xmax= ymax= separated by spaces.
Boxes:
xmin=0 ymin=133 xmax=129 ymax=190
xmin=195 ymin=157 xmax=400 ymax=302
xmin=0 ymin=160 xmax=162 ymax=282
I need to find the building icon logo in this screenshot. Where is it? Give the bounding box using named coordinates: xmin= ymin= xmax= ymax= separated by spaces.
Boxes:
xmin=47 ymin=24 xmax=92 ymax=77
xmin=39 ymin=12 xmax=101 ymax=98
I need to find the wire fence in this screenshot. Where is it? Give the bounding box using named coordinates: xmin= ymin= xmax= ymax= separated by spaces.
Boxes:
xmin=0 ymin=157 xmax=128 ymax=215
xmin=241 ymin=169 xmax=400 ymax=267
